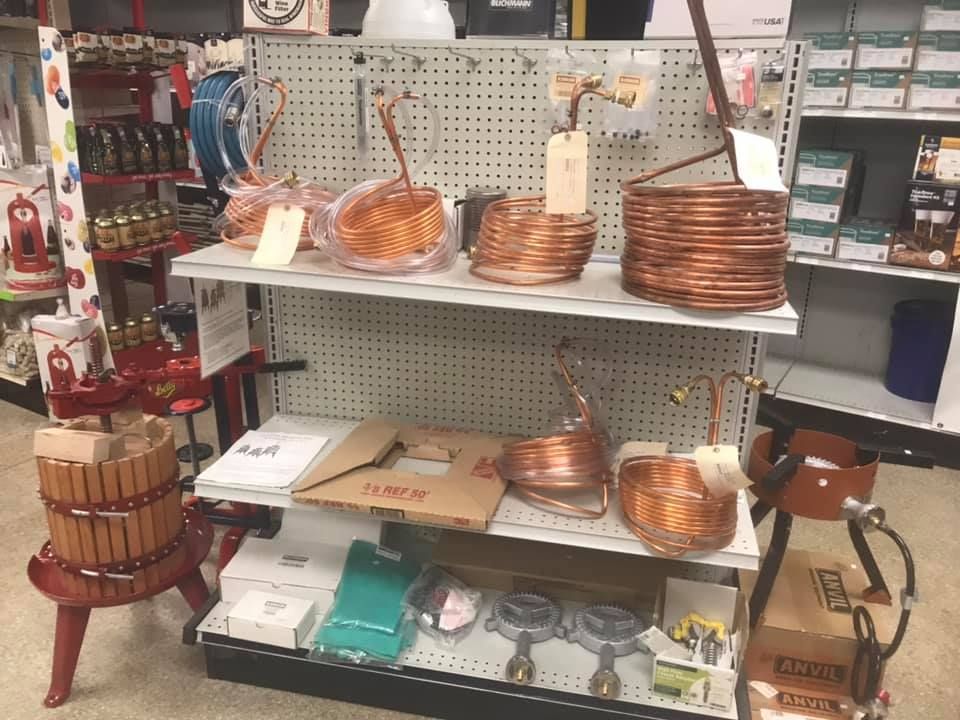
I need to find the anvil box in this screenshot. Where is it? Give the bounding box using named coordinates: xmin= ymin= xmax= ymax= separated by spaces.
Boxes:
xmin=739 ymin=549 xmax=899 ymax=697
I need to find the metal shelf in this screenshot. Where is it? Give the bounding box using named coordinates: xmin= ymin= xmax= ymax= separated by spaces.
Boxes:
xmin=195 ymin=592 xmax=741 ymax=720
xmin=0 ymin=16 xmax=38 ymax=30
xmin=81 ymin=169 xmax=195 ymax=185
xmin=0 ymin=369 xmax=37 ymax=386
xmin=764 ymin=354 xmax=942 ymax=432
xmin=788 ymin=253 xmax=960 ymax=284
xmin=194 ymin=415 xmax=761 ymax=571
xmin=802 ymin=108 xmax=960 ymax=122
xmin=172 ymin=245 xmax=799 ymax=336
xmin=0 ymin=286 xmax=66 ymax=302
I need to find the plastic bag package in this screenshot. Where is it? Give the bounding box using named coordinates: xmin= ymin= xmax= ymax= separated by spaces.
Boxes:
xmin=313 ymin=540 xmax=421 ymax=665
xmin=403 ymin=566 xmax=482 ymax=649
xmin=544 ymin=48 xmax=602 ymax=131
xmin=602 ymin=49 xmax=661 ymax=140
xmin=706 ymin=51 xmax=758 ymax=118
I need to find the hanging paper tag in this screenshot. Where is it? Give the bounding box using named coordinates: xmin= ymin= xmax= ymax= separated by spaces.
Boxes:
xmin=728 ymin=128 xmax=788 ymax=193
xmin=545 ymin=130 xmax=588 ymax=215
xmin=252 ymin=203 xmax=305 ymax=266
xmin=550 ymin=72 xmax=581 ymax=102
xmin=694 ymin=444 xmax=753 ymax=497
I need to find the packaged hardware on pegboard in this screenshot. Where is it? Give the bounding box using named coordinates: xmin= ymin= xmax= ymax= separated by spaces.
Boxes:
xmin=544 ymin=48 xmax=603 ymax=130
xmin=601 ymin=49 xmax=659 ymax=140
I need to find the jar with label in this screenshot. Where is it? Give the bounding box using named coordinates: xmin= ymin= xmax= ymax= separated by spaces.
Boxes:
xmin=123 ymin=28 xmax=144 ymax=65
xmin=142 ymin=31 xmax=156 ymax=66
xmin=153 ymin=125 xmax=172 ymax=172
xmin=97 ymin=32 xmax=110 ymax=64
xmin=107 ymin=323 xmax=125 ymax=352
xmin=2 ymin=315 xmax=38 ymax=379
xmin=154 ymin=33 xmax=175 ymax=67
xmin=140 ymin=313 xmax=158 ymax=342
xmin=129 ymin=211 xmax=149 ymax=246
xmin=145 ymin=208 xmax=163 ymax=244
xmin=123 ymin=318 xmax=142 ymax=348
xmin=175 ymin=35 xmax=188 ymax=65
xmin=115 ymin=214 xmax=134 ymax=250
xmin=74 ymin=30 xmax=99 ymax=64
xmin=61 ymin=31 xmax=76 ymax=63
xmin=95 ymin=217 xmax=119 ymax=251
xmin=158 ymin=204 xmax=176 ymax=239
xmin=109 ymin=29 xmax=126 ymax=66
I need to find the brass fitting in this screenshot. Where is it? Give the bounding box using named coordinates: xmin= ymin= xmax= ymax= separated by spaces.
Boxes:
xmin=736 ymin=373 xmax=768 ymax=394
xmin=669 ymin=385 xmax=691 ymax=406
xmin=581 ymin=73 xmax=604 ymax=89
xmin=610 ymin=89 xmax=637 ymax=108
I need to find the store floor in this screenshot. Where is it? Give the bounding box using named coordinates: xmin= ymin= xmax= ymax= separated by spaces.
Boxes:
xmin=1 ymin=398 xmax=957 ymax=720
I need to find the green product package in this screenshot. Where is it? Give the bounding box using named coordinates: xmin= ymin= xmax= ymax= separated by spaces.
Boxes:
xmin=314 ymin=540 xmax=421 ymax=663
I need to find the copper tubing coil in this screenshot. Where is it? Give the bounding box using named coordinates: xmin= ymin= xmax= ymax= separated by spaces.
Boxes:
xmin=330 ymin=90 xmax=446 ymax=261
xmin=497 ymin=342 xmax=612 ymax=517
xmin=618 ymin=456 xmax=738 ymax=556
xmin=219 ymin=78 xmax=336 ymax=251
xmin=470 ymin=195 xmax=598 ymax=285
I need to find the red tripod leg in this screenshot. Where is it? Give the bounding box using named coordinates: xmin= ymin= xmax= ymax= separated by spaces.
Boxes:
xmin=217 ymin=526 xmax=248 ymax=575
xmin=176 ymin=568 xmax=210 ymax=612
xmin=44 ymin=605 xmax=91 ymax=708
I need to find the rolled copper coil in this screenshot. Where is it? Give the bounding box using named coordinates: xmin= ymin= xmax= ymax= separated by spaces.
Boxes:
xmin=470 ymin=195 xmax=598 ymax=285
xmin=619 ymin=0 xmax=789 ymax=312
xmin=618 ymin=456 xmax=738 ymax=556
xmin=496 ymin=341 xmax=612 ymax=517
xmin=330 ymin=90 xmax=446 ymax=261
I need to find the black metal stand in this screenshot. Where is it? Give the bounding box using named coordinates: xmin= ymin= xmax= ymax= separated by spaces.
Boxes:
xmin=748 ymin=509 xmax=793 ymax=628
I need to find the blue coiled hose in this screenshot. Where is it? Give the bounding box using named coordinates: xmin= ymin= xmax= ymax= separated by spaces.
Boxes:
xmin=189 ymin=71 xmax=246 ymax=179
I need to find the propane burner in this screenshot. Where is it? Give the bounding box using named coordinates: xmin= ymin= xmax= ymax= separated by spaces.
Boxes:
xmin=484 ymin=592 xmax=564 ymax=685
xmin=566 ymin=604 xmax=645 ymax=699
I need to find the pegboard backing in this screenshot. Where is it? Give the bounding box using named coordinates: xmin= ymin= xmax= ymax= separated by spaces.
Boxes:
xmin=252 ymin=36 xmax=790 ymax=255
xmin=272 ymin=288 xmax=761 ymax=453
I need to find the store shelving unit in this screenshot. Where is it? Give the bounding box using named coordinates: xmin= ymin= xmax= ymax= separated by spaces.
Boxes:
xmin=787 ymin=253 xmax=960 ymax=284
xmin=802 ymin=107 xmax=960 ymax=122
xmin=0 ymin=286 xmax=66 ymax=302
xmin=81 ymin=169 xmax=195 ymax=185
xmin=0 ymin=368 xmax=36 ymax=386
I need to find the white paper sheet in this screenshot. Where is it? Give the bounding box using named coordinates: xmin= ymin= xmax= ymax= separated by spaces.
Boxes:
xmin=198 ymin=431 xmax=329 ymax=488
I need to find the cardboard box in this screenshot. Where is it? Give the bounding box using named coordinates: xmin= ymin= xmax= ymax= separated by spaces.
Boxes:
xmin=293 ymin=418 xmax=513 ymax=530
xmin=434 ymin=530 xmax=678 ymax=612
xmin=644 ymin=0 xmax=792 ymax=39
xmin=243 ymin=0 xmax=329 ymax=34
xmin=31 ymin=309 xmax=96 ymax=420
xmin=790 ymin=186 xmax=846 ymax=224
xmin=795 ymin=149 xmax=858 ymax=190
xmin=747 ymin=684 xmax=856 ymax=720
xmin=890 ymin=180 xmax=960 ymax=272
xmin=788 ymin=219 xmax=839 ymax=257
xmin=916 ymin=31 xmax=960 ymax=71
xmin=914 ymin=134 xmax=960 ymax=182
xmin=805 ymin=33 xmax=857 ymax=70
xmin=803 ymin=70 xmax=852 ymax=108
xmin=923 ymin=0 xmax=960 ymax=32
xmin=227 ymin=590 xmax=315 ymax=650
xmin=651 ymin=578 xmax=746 ymax=712
xmin=849 ymin=70 xmax=910 ymax=109
xmin=740 ymin=549 xmax=899 ymax=697
xmin=855 ymin=31 xmax=917 ymax=70
xmin=219 ymin=536 xmax=349 ymax=615
xmin=837 ymin=219 xmax=894 ymax=263
xmin=909 ymin=70 xmax=960 ymax=108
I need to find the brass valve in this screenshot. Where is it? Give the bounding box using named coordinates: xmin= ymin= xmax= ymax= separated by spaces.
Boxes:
xmin=609 ymin=88 xmax=637 ymax=108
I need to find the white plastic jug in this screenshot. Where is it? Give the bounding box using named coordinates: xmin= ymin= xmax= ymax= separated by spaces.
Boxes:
xmin=362 ymin=0 xmax=456 ymax=39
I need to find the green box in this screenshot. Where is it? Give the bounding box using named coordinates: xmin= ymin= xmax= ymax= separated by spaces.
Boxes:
xmin=850 ymin=70 xmax=910 ymax=108
xmin=909 ymin=70 xmax=960 ymax=108
xmin=803 ymin=70 xmax=851 ymax=108
xmin=837 ymin=219 xmax=894 ymax=263
xmin=795 ymin=149 xmax=857 ymax=188
xmin=917 ymin=32 xmax=960 ymax=71
xmin=805 ymin=32 xmax=857 ymax=70
xmin=856 ymin=31 xmax=918 ymax=69
xmin=788 ymin=218 xmax=840 ymax=257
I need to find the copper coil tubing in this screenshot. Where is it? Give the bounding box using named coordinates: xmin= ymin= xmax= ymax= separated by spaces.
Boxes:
xmin=619 ymin=0 xmax=789 ymax=312
xmin=497 ymin=342 xmax=612 ymax=518
xmin=218 ymin=78 xmax=336 ymax=251
xmin=618 ymin=456 xmax=738 ymax=556
xmin=470 ymin=195 xmax=598 ymax=285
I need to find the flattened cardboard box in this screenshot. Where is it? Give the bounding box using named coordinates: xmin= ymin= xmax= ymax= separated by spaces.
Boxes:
xmin=293 ymin=418 xmax=512 ymax=530
xmin=740 ymin=549 xmax=898 ymax=697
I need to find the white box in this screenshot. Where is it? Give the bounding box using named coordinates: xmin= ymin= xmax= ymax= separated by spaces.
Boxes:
xmin=219 ymin=536 xmax=347 ymax=616
xmin=244 ymin=0 xmax=329 ymax=35
xmin=923 ymin=4 xmax=960 ymax=32
xmin=644 ymin=0 xmax=792 ymax=39
xmin=227 ymin=590 xmax=315 ymax=650
xmin=31 ymin=307 xmax=96 ymax=419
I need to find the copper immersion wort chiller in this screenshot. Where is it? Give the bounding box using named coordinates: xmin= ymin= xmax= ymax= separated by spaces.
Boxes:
xmin=620 ymin=0 xmax=789 ymax=311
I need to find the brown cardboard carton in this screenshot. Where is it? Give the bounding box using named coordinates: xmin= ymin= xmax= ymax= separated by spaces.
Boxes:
xmin=434 ymin=530 xmax=679 ymax=611
xmin=740 ymin=549 xmax=898 ymax=697
xmin=890 ymin=181 xmax=960 ymax=272
xmin=748 ymin=684 xmax=856 ymax=719
xmin=292 ymin=418 xmax=512 ymax=530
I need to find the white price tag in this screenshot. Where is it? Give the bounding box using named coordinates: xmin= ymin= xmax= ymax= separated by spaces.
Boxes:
xmin=545 ymin=130 xmax=589 ymax=215
xmin=694 ymin=445 xmax=753 ymax=497
xmin=750 ymin=680 xmax=779 ymax=699
xmin=728 ymin=128 xmax=787 ymax=193
xmin=252 ymin=203 xmax=305 ymax=266
xmin=638 ymin=626 xmax=681 ymax=655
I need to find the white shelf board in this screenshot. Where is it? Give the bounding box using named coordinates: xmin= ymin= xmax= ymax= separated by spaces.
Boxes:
xmin=803 ymin=107 xmax=960 ymax=123
xmin=195 ymin=414 xmax=760 ymax=571
xmin=788 ymin=253 xmax=960 ymax=284
xmin=0 ymin=369 xmax=36 ymax=386
xmin=196 ymin=593 xmax=739 ymax=720
xmin=0 ymin=16 xmax=39 ymax=30
xmin=0 ymin=286 xmax=67 ymax=302
xmin=764 ymin=354 xmax=941 ymax=431
xmin=172 ymin=244 xmax=798 ymax=336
